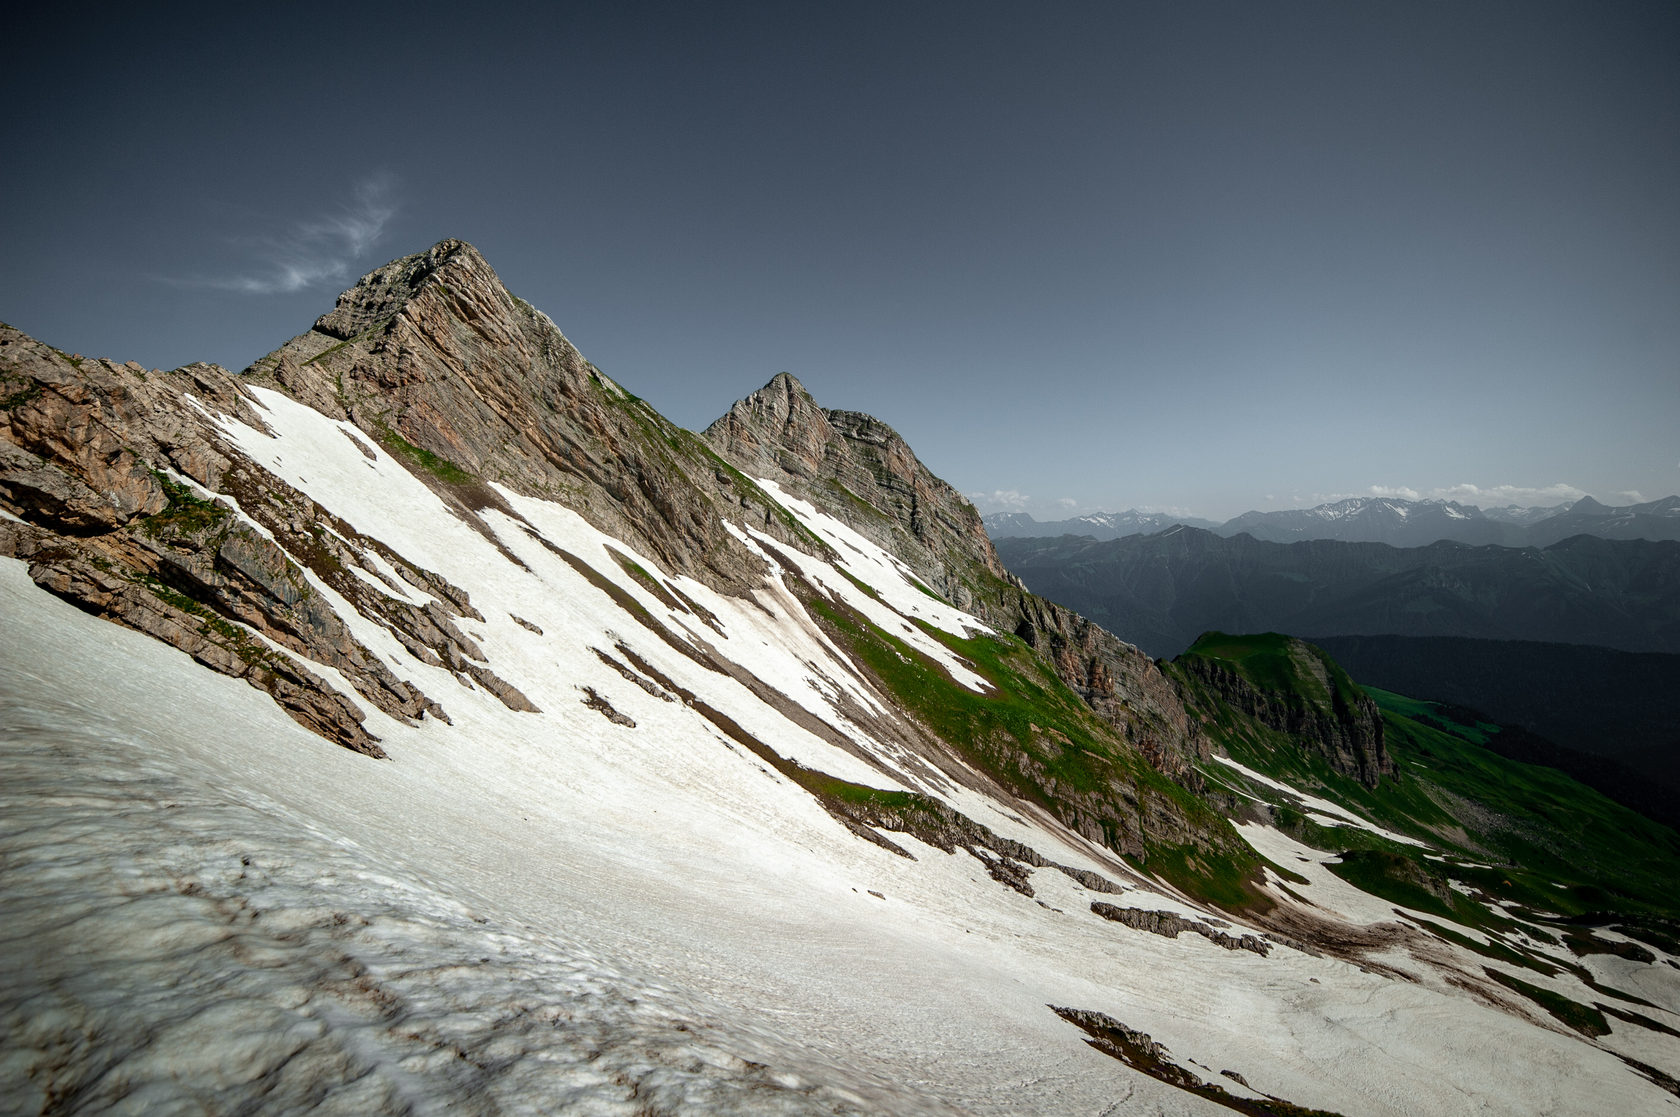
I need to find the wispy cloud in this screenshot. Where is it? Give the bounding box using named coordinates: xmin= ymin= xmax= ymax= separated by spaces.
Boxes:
xmin=1053 ymin=497 xmax=1077 ymax=509
xmin=170 ymin=174 xmax=398 ymax=295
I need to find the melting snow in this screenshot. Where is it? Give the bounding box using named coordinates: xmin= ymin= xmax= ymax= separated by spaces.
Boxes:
xmin=1212 ymin=755 xmax=1429 ymax=848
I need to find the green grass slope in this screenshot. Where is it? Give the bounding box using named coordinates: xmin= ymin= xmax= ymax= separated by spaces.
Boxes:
xmin=801 ymin=589 xmax=1273 ymax=910
xmin=1173 ymin=633 xmax=1680 ymax=930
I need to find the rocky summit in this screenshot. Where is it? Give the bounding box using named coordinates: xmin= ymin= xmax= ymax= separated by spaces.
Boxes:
xmin=2 ymin=241 xmax=1678 ymax=1115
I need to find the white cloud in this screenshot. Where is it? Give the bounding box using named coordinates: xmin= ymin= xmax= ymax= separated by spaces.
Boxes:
xmin=1427 ymin=482 xmax=1586 ymax=509
xmin=1053 ymin=497 xmax=1077 ymax=509
xmin=1613 ymin=490 xmax=1647 ymax=505
xmin=173 ymin=174 xmax=398 ymax=295
xmin=1295 ymin=482 xmax=1590 ymax=511
xmin=966 ymin=489 xmax=1030 ymax=512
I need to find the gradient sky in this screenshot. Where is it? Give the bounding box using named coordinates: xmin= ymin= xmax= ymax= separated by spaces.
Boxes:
xmin=5 ymin=1 xmax=1676 ymax=521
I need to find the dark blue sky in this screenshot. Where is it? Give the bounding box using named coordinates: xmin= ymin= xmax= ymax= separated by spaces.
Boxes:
xmin=5 ymin=1 xmax=1676 ymax=519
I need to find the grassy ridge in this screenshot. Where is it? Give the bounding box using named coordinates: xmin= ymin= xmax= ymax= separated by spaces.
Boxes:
xmin=1370 ymin=688 xmax=1680 ymax=921
xmin=1178 ymin=630 xmax=1363 ymax=709
xmin=805 ymin=591 xmax=1269 ymax=908
xmin=1178 ymin=633 xmax=1680 ymax=930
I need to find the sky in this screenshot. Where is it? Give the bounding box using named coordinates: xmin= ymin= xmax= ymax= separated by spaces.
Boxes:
xmin=3 ymin=1 xmax=1676 ymax=521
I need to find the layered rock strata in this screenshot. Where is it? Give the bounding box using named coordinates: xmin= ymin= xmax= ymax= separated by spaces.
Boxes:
xmin=0 ymin=323 xmax=532 ymax=753
xmin=704 ymin=372 xmax=1208 ymax=785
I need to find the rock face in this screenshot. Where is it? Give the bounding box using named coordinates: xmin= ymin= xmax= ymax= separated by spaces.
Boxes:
xmin=705 ymin=373 xmax=1005 ymax=602
xmin=0 ymin=322 xmax=534 ymax=754
xmin=248 ymin=240 xmax=808 ymax=596
xmin=1175 ymin=635 xmax=1390 ymax=787
xmin=705 ymin=372 xmax=1209 ymax=786
xmin=1090 ymin=902 xmax=1271 ymax=955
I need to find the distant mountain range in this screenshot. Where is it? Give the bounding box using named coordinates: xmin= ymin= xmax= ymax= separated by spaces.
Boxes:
xmin=993 ymin=528 xmax=1680 ymax=660
xmin=995 ymin=527 xmax=1680 ymax=829
xmin=983 ymin=509 xmax=1222 ymax=540
xmin=985 ymin=494 xmax=1680 ymax=548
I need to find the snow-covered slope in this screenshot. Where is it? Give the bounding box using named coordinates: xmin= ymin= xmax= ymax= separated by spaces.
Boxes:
xmin=3 ymin=245 xmax=1678 ymax=1114
xmin=0 ymin=401 xmax=1671 ymax=1115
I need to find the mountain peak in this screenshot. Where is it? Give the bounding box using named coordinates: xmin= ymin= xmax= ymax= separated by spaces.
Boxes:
xmin=706 ymin=376 xmax=1009 ymax=600
xmin=704 ymin=372 xmax=836 ymax=483
xmin=1568 ymin=495 xmax=1611 ymax=516
xmin=246 ymin=243 xmax=812 ymax=592
xmin=763 ymin=370 xmax=812 ymax=397
xmin=313 ymin=238 xmax=493 ymax=341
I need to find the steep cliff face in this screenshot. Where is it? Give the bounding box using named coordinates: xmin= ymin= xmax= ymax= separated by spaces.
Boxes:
xmin=249 ymin=240 xmax=807 ymax=594
xmin=705 ymin=372 xmax=1209 ymax=784
xmin=1170 ymin=632 xmax=1391 ymax=788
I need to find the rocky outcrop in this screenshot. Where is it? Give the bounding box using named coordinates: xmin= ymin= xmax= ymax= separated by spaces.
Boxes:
xmin=704 ymin=372 xmax=1208 ymax=784
xmin=1090 ymin=902 xmax=1271 ymax=955
xmin=246 ymin=240 xmax=809 ymax=595
xmin=1178 ymin=636 xmax=1391 ymax=787
xmin=1006 ymin=589 xmax=1210 ymax=786
xmin=0 ymin=322 xmax=542 ymax=754
xmin=1050 ymin=1007 xmax=1339 ymax=1115
xmin=828 ymin=790 xmax=1136 ymax=899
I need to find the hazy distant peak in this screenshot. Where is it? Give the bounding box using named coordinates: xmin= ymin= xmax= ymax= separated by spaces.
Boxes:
xmin=1567 ymin=495 xmax=1612 ymax=516
xmin=982 ymin=508 xmax=1220 ymax=541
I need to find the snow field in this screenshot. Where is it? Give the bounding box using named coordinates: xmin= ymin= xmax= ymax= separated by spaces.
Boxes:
xmin=9 ymin=553 xmax=1671 ymax=1115
xmin=0 ymin=384 xmax=1670 ymax=1113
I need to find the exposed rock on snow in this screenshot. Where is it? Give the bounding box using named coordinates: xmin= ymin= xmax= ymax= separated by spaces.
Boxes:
xmin=1091 ymin=902 xmax=1272 ymax=956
